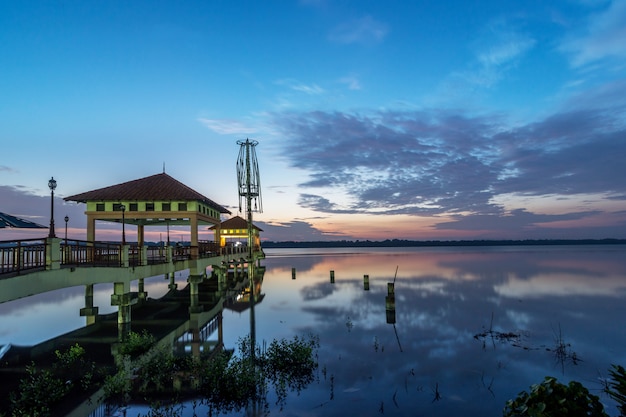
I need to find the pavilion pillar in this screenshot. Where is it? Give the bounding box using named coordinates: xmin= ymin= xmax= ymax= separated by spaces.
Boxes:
xmin=86 ymin=215 xmax=96 ymax=242
xmin=80 ymin=284 xmax=99 ymax=325
xmin=138 ymin=224 xmax=144 ymax=247
xmin=138 ymin=277 xmax=147 ymax=301
xmin=167 ymin=271 xmax=177 ymax=290
xmin=188 ymin=273 xmax=203 ymax=313
xmin=190 ymin=216 xmax=199 ymax=259
xmin=111 ymin=281 xmax=133 ymax=339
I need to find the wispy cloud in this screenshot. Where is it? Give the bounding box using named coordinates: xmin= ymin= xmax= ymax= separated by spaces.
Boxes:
xmin=339 ymin=74 xmax=362 ymax=90
xmin=0 ymin=165 xmax=18 ymax=173
xmin=291 ymin=83 xmax=325 ymax=95
xmin=561 ymin=0 xmax=626 ymax=67
xmin=275 ymin=79 xmax=326 ymax=95
xmin=463 ymin=21 xmax=536 ymax=88
xmin=328 ymin=15 xmax=388 ymax=45
xmin=197 ymin=118 xmax=258 ymax=135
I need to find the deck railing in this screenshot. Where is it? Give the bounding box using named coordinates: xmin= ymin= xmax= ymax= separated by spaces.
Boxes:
xmin=0 ymin=239 xmax=47 ymax=275
xmin=61 ymin=240 xmax=123 ymax=267
xmin=1 ymin=238 xmax=256 ymax=277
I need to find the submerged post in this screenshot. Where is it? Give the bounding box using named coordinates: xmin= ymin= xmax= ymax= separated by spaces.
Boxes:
xmin=364 ymin=274 xmax=370 ymax=290
xmin=330 ymin=270 xmax=335 ymax=283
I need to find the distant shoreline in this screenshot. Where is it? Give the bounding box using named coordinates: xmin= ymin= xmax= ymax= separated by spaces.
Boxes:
xmin=261 ymin=238 xmax=626 ymax=248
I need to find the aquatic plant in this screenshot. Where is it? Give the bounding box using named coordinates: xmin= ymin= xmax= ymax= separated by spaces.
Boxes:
xmin=606 ymin=365 xmax=626 ymax=415
xmin=503 ymin=376 xmax=607 ymax=417
xmin=103 ymin=333 xmax=319 ymax=416
xmin=118 ymin=329 xmax=156 ymax=357
xmin=9 ymin=343 xmax=99 ymax=417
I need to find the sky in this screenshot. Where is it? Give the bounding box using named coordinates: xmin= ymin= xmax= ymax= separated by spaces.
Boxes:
xmin=1 ymin=0 xmax=625 ymax=242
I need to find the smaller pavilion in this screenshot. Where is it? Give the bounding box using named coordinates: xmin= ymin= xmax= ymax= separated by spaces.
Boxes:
xmin=211 ymin=215 xmax=263 ymax=249
xmin=64 ymin=173 xmax=230 ymax=257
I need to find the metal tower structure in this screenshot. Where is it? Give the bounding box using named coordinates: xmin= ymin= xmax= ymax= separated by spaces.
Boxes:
xmin=236 ymin=138 xmax=262 ymax=253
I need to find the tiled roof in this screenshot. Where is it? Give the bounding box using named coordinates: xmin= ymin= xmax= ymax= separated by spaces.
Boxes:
xmin=64 ymin=173 xmax=230 ymax=214
xmin=210 ymin=215 xmax=263 ymax=231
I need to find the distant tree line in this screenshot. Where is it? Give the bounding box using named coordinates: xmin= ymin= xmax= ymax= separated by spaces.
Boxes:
xmin=261 ymin=238 xmax=626 ymax=248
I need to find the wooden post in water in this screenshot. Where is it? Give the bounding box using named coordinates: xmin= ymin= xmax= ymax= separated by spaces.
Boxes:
xmin=330 ymin=270 xmax=335 ymax=283
xmin=386 ymin=282 xmax=396 ymax=324
xmin=292 ymin=267 xmax=296 ymax=279
xmin=363 ymin=274 xmax=370 ymax=291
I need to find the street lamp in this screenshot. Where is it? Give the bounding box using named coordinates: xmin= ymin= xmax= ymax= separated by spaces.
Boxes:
xmin=120 ymin=204 xmax=126 ymax=245
xmin=48 ymin=177 xmax=57 ymax=238
xmin=64 ymin=215 xmax=69 ymax=243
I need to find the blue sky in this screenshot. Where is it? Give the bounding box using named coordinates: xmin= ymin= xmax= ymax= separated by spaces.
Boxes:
xmin=1 ymin=0 xmax=625 ymax=241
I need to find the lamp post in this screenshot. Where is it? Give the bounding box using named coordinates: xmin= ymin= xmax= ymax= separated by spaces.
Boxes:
xmin=64 ymin=215 xmax=69 ymax=243
xmin=48 ymin=177 xmax=57 ymax=238
xmin=120 ymin=204 xmax=126 ymax=245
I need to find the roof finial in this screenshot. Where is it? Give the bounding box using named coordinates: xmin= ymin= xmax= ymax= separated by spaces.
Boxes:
xmin=163 ymin=162 xmax=166 ymax=173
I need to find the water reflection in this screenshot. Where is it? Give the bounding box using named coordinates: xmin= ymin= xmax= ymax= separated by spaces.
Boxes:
xmin=1 ymin=245 xmax=625 ymax=416
xmin=249 ymin=245 xmax=626 ymax=416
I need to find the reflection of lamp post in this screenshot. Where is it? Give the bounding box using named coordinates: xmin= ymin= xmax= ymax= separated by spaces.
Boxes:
xmin=64 ymin=215 xmax=69 ymax=243
xmin=48 ymin=177 xmax=57 ymax=238
xmin=120 ymin=204 xmax=126 ymax=245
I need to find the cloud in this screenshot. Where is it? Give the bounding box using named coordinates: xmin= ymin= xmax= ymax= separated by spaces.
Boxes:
xmin=293 ymin=84 xmax=325 ymax=95
xmin=0 ymin=185 xmax=87 ymax=239
xmin=256 ymin=219 xmax=340 ymax=241
xmin=197 ymin=118 xmax=258 ymax=135
xmin=338 ymin=75 xmax=362 ymax=91
xmin=328 ymin=15 xmax=388 ymax=45
xmin=271 ymin=84 xmax=626 ymax=228
xmin=276 ymin=79 xmax=326 ymax=95
xmin=434 ymin=208 xmax=600 ymax=231
xmin=0 ymin=166 xmax=18 ymax=173
xmin=461 ymin=22 xmax=535 ymax=88
xmin=561 ymin=0 xmax=626 ymax=67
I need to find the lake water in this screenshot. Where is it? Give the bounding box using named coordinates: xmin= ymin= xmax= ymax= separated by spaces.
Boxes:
xmin=2 ymin=245 xmax=626 ymax=416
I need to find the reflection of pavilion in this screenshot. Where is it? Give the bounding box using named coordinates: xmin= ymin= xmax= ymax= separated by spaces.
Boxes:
xmin=224 ymin=265 xmax=265 ymax=312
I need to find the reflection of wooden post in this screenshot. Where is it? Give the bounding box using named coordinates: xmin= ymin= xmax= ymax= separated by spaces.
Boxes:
xmin=330 ymin=270 xmax=335 ymax=283
xmin=292 ymin=267 xmax=296 ymax=279
xmin=386 ymin=282 xmax=396 ymax=324
xmin=364 ymin=274 xmax=369 ymax=291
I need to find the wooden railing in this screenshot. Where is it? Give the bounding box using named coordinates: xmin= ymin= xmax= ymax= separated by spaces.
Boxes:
xmin=1 ymin=238 xmax=256 ymax=277
xmin=0 ymin=239 xmax=47 ymax=275
xmin=61 ymin=240 xmax=122 ymax=267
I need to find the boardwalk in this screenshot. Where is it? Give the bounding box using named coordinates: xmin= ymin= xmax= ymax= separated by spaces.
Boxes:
xmin=0 ymin=236 xmax=264 ymax=416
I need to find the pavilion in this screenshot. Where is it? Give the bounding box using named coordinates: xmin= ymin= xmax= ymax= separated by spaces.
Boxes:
xmin=64 ymin=173 xmax=230 ymax=256
xmin=210 ymin=215 xmax=263 ymax=249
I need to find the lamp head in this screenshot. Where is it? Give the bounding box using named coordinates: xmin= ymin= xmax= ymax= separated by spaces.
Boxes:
xmin=48 ymin=177 xmax=57 ymax=191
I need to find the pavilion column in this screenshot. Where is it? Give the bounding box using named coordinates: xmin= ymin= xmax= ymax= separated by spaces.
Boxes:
xmin=111 ymin=281 xmax=133 ymax=339
xmin=138 ymin=224 xmax=144 ymax=247
xmin=86 ymin=215 xmax=96 ymax=242
xmin=80 ymin=284 xmax=99 ymax=325
xmin=188 ymin=273 xmax=203 ymax=313
xmin=190 ymin=215 xmax=199 ymax=259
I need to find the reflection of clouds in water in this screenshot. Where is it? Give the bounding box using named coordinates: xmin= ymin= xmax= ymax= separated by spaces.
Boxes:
xmin=256 ymin=247 xmax=626 ymax=416
xmin=494 ymin=273 xmax=626 ymax=298
xmin=505 ymin=309 xmax=531 ymax=329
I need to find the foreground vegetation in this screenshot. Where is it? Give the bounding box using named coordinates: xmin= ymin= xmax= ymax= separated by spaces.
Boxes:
xmin=4 ymin=331 xmax=626 ymax=417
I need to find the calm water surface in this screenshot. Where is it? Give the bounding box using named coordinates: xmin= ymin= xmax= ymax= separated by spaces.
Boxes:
xmin=2 ymin=245 xmax=626 ymax=416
